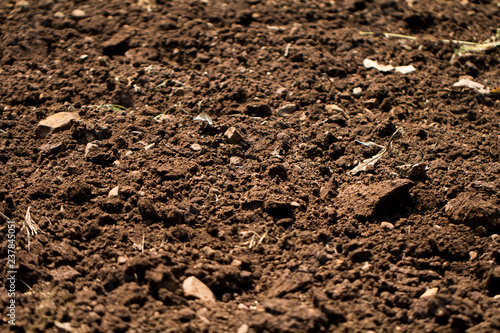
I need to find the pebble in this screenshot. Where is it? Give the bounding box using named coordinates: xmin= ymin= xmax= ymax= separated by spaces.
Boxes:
xmin=325 ymin=104 xmax=344 ymax=113
xmin=98 ymin=56 xmax=109 ymax=66
xmin=182 ymin=276 xmax=216 ymax=305
xmin=237 ymin=324 xmax=249 ymax=333
xmin=190 ymin=143 xmax=202 ymax=151
xmin=117 ymin=255 xmax=128 ymax=264
xmin=276 ymin=87 xmax=289 ymax=98
xmin=15 ymin=0 xmax=30 ymax=12
xmin=380 ymin=221 xmax=395 ymax=230
xmin=36 ymin=112 xmax=80 ymax=139
xmin=225 ymin=127 xmax=244 ymax=144
xmin=54 ymin=11 xmax=65 ymax=19
xmin=352 ymin=87 xmax=363 ymax=97
xmin=71 ymin=9 xmax=86 ymax=19
xmin=420 ymin=287 xmax=438 ymax=298
xmin=469 ymin=251 xmax=478 ymax=260
xmin=276 ymin=103 xmax=297 ymax=116
xmin=85 ymin=143 xmax=99 ymax=158
xmin=230 ymin=156 xmax=242 ymax=165
xmin=108 ymin=186 xmax=120 ymax=198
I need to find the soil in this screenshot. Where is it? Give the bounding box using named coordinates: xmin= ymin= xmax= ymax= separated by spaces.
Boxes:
xmin=1 ymin=0 xmax=500 ymax=332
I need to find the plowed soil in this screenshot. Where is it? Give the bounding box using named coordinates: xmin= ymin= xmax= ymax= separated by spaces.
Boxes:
xmin=1 ymin=0 xmax=500 ymax=332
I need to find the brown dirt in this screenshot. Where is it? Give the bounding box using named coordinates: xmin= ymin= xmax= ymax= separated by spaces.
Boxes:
xmin=1 ymin=0 xmax=500 ymax=332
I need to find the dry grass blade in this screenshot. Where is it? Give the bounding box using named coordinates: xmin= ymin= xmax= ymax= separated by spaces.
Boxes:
xmin=238 ymin=230 xmax=273 ymax=250
xmin=24 ymin=207 xmax=43 ymax=252
xmin=349 ymin=128 xmax=404 ymax=176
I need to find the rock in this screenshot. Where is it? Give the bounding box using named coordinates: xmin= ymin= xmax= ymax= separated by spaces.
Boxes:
xmin=444 ymin=193 xmax=500 ymax=233
xmin=182 ymin=276 xmax=216 ymax=305
xmin=190 ymin=143 xmax=202 ymax=151
xmin=276 ymin=103 xmax=297 ymax=116
xmin=98 ymin=56 xmax=109 ymax=66
xmin=420 ymin=287 xmax=438 ymax=298
xmin=337 ymin=179 xmax=414 ymax=220
xmin=276 ymin=87 xmax=289 ymax=98
xmin=85 ymin=142 xmax=99 ymax=158
xmin=352 ymin=87 xmax=363 ymax=97
xmin=380 ymin=221 xmax=395 ymax=230
xmin=54 ymin=11 xmax=64 ymax=19
xmin=15 ymin=0 xmax=30 ymax=12
xmin=325 ymin=104 xmax=344 ymax=114
xmin=36 ymin=112 xmax=80 ymax=139
xmin=71 ymin=9 xmax=86 ymax=19
xmin=108 ymin=186 xmax=120 ymax=198
xmin=237 ymin=324 xmax=249 ymax=333
xmin=225 ymin=127 xmax=244 ymax=144
xmin=230 ymin=156 xmax=242 ymax=165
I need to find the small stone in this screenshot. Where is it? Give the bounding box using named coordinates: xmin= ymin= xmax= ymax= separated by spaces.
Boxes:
xmin=237 ymin=324 xmax=249 ymax=333
xmin=190 ymin=143 xmax=202 ymax=151
xmin=71 ymin=9 xmax=86 ymax=19
xmin=230 ymin=156 xmax=242 ymax=165
xmin=325 ymin=104 xmax=344 ymax=113
xmin=15 ymin=0 xmax=30 ymax=12
xmin=36 ymin=112 xmax=80 ymax=139
xmin=108 ymin=186 xmax=120 ymax=198
xmin=225 ymin=127 xmax=244 ymax=144
xmin=182 ymin=276 xmax=216 ymax=305
xmin=54 ymin=11 xmax=65 ymax=19
xmin=85 ymin=143 xmax=99 ymax=158
xmin=276 ymin=87 xmax=289 ymax=98
xmin=276 ymin=103 xmax=297 ymax=116
xmin=98 ymin=56 xmax=109 ymax=66
xmin=380 ymin=221 xmax=395 ymax=230
xmin=117 ymin=255 xmax=128 ymax=264
xmin=469 ymin=251 xmax=478 ymax=260
xmin=352 ymin=87 xmax=363 ymax=97
xmin=79 ymin=54 xmax=88 ymax=61
xmin=364 ymin=98 xmax=379 ymax=108
xmin=420 ymin=287 xmax=438 ymax=298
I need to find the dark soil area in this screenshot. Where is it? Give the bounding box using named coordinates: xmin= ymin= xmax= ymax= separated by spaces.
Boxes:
xmin=1 ymin=0 xmax=500 ymax=332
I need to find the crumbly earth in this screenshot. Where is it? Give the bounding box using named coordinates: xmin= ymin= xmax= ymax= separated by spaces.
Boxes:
xmin=1 ymin=0 xmax=500 ymax=332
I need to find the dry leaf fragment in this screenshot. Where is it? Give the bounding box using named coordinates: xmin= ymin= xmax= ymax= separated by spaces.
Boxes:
xmin=194 ymin=113 xmax=213 ymax=125
xmin=363 ymin=58 xmax=394 ymax=72
xmin=453 ymin=77 xmax=490 ymax=94
xmin=364 ymin=59 xmax=415 ymax=74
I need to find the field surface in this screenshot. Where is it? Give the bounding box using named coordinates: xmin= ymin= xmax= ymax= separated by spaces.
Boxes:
xmin=1 ymin=0 xmax=500 ymax=332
